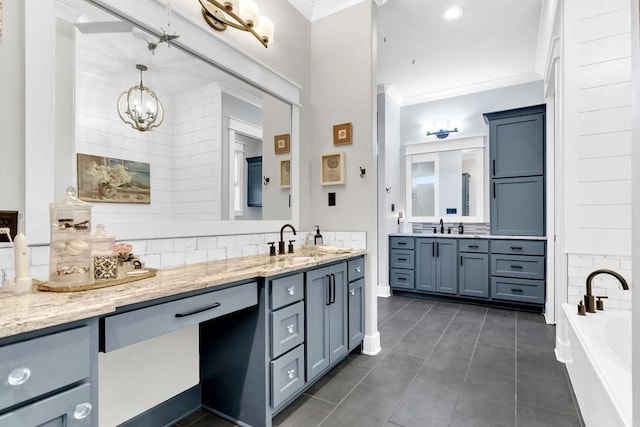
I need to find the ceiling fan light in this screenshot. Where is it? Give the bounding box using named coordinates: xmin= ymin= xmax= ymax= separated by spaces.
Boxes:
xmin=442 ymin=6 xmax=463 ymax=21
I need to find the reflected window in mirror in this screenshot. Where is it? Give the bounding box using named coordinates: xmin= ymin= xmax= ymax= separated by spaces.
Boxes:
xmin=405 ymin=136 xmax=486 ymax=223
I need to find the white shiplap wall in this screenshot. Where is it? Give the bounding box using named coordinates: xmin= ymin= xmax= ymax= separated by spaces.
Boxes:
xmin=563 ymin=0 xmax=632 ymax=308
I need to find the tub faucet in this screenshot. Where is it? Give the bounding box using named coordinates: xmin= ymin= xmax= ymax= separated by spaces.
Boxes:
xmin=279 ymin=224 xmax=297 ymax=254
xmin=584 ymin=269 xmax=629 ymax=313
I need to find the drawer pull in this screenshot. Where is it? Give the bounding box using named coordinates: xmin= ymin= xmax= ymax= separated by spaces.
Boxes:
xmin=356 ymin=266 xmax=362 ymax=273
xmin=510 ymin=265 xmax=524 ymax=269
xmin=511 ymin=288 xmax=524 ymax=293
xmin=397 ymin=277 xmax=406 ymax=281
xmin=286 ymin=324 xmax=295 ymax=334
xmin=349 ymin=289 xmax=356 ymax=295
xmin=287 ymin=286 xmax=295 ymax=296
xmin=511 ymin=246 xmax=523 ymax=250
xmin=397 ymin=242 xmax=407 ymax=246
xmin=7 ymin=367 xmax=31 ymax=386
xmin=175 ymin=302 xmax=221 ymax=318
xmin=468 ymin=245 xmax=479 ymax=249
xmin=398 ymin=257 xmax=407 ymax=262
xmin=287 ymin=369 xmax=296 ymax=379
xmin=73 ymin=402 xmax=93 ymax=420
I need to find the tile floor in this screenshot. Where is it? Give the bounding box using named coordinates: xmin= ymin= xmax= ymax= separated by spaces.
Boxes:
xmin=175 ymin=295 xmax=584 ymax=427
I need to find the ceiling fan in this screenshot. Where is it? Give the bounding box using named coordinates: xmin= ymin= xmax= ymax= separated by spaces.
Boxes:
xmin=74 ymin=20 xmax=179 ymax=55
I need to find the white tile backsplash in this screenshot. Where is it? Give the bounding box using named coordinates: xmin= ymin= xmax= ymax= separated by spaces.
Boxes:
xmin=567 ymin=253 xmax=632 ymax=310
xmin=0 ymin=231 xmax=367 ymax=284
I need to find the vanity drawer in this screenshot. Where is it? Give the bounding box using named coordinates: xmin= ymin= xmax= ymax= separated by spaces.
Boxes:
xmin=0 ymin=326 xmax=90 ymax=412
xmin=102 ymin=282 xmax=257 ymax=352
xmin=348 ymin=257 xmax=364 ymax=282
xmin=271 ymin=301 xmax=305 ymax=359
xmin=459 ymin=239 xmax=489 ymax=253
xmin=390 ymin=249 xmax=415 ymax=269
xmin=390 ymin=236 xmax=415 ymax=250
xmin=0 ymin=382 xmax=92 ymax=426
xmin=491 ymin=277 xmax=544 ymax=304
xmin=491 ymin=239 xmax=545 ymax=256
xmin=271 ymin=345 xmax=305 ymax=408
xmin=390 ymin=269 xmax=414 ymax=289
xmin=491 ymin=255 xmax=545 ymax=280
xmin=271 ymin=273 xmax=304 ymax=310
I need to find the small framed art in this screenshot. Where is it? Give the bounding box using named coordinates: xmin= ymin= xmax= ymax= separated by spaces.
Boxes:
xmin=274 ymin=134 xmax=290 ymax=154
xmin=280 ymin=159 xmax=291 ymax=188
xmin=333 ymin=122 xmax=352 ymax=145
xmin=320 ymin=152 xmax=345 ymax=185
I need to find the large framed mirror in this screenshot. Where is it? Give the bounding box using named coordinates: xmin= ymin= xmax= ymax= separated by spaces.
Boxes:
xmin=405 ymin=136 xmax=486 ymax=224
xmin=25 ymin=0 xmax=300 ymax=244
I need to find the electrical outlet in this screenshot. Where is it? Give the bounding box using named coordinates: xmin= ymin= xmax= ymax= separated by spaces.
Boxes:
xmin=0 ymin=211 xmax=18 ymax=242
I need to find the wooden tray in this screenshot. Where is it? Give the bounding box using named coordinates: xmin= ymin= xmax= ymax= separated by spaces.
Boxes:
xmin=36 ymin=268 xmax=158 ymax=292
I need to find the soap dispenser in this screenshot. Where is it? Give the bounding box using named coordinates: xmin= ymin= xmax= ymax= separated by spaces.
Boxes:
xmin=314 ymin=226 xmax=324 ymax=245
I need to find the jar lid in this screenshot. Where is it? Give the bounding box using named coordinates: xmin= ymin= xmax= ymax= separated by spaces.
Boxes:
xmin=93 ymin=224 xmax=113 ymax=240
xmin=49 ymin=186 xmax=92 ymax=210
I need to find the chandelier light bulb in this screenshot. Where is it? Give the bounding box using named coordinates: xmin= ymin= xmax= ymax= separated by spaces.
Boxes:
xmin=240 ymin=0 xmax=259 ymax=27
xmin=256 ymin=15 xmax=274 ymax=44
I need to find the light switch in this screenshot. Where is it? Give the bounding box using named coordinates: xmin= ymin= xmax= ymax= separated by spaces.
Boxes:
xmin=328 ymin=193 xmax=336 ymax=206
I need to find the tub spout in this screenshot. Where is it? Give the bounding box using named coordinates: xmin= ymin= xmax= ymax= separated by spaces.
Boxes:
xmin=584 ymin=269 xmax=629 ymax=313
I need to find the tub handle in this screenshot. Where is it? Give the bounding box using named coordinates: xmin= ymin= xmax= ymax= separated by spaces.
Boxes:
xmin=596 ymin=295 xmax=608 ymax=311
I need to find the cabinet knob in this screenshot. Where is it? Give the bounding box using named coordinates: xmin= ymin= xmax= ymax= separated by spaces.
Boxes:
xmin=349 ymin=289 xmax=356 ymax=296
xmin=355 ymin=266 xmax=362 ymax=273
xmin=73 ymin=402 xmax=93 ymax=420
xmin=287 ymin=369 xmax=296 ymax=379
xmin=287 ymin=286 xmax=295 ymax=295
xmin=7 ymin=367 xmax=31 ymax=386
xmin=286 ymin=324 xmax=295 ymax=334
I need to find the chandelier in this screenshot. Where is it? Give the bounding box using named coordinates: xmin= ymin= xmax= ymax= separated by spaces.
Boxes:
xmin=198 ymin=0 xmax=274 ymax=48
xmin=117 ymin=64 xmax=164 ymax=132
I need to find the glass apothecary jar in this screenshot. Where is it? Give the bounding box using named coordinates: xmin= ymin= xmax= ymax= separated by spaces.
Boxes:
xmin=49 ymin=187 xmax=93 ymax=285
xmin=92 ymin=224 xmax=117 ymax=280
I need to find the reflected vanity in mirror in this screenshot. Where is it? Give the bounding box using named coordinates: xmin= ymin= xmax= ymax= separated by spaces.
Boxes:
xmin=25 ymin=0 xmax=300 ymax=243
xmin=405 ymin=136 xmax=486 ymax=223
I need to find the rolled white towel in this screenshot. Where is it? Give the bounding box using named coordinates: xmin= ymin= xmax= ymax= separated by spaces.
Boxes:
xmin=316 ymin=245 xmax=354 ymax=254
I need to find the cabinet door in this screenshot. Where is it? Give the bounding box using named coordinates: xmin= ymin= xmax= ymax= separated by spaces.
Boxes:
xmin=305 ymin=267 xmax=330 ymax=382
xmin=435 ymin=240 xmax=458 ymax=295
xmin=246 ymin=156 xmax=262 ymax=207
xmin=459 ymin=253 xmax=489 ymax=298
xmin=348 ymin=278 xmax=364 ymax=350
xmin=415 ymin=238 xmax=435 ymax=292
xmin=490 ymin=112 xmax=544 ymax=178
xmin=328 ymin=263 xmax=348 ymax=364
xmin=491 ymin=176 xmax=544 ymax=236
xmin=0 ymin=382 xmax=92 ymax=427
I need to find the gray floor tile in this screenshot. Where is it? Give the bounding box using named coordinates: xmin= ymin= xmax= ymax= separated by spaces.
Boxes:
xmin=305 ymin=372 xmax=359 ymax=404
xmin=273 ymin=394 xmax=336 ymax=427
xmin=424 ymin=348 xmax=472 ymax=383
xmin=449 ymin=411 xmax=507 ymax=427
xmin=392 ymin=334 xmax=439 ymax=359
xmin=469 ymin=341 xmax=516 ymax=379
xmin=516 ymin=401 xmax=581 ymax=427
xmin=392 ymin=302 xmax=432 ymax=321
xmin=189 ymin=413 xmax=237 ymax=427
xmin=461 ymin=370 xmax=515 ymax=403
xmin=455 ymin=392 xmax=515 ymax=426
xmin=319 ymin=383 xmax=401 ymax=427
xmin=517 ymin=370 xmax=578 ymax=416
xmin=362 ymin=351 xmax=424 ymax=393
xmin=174 ymin=409 xmax=209 ymax=426
xmin=435 ymin=327 xmax=479 ymax=355
xmin=479 ymin=323 xmax=516 ymax=349
xmin=517 ymin=341 xmax=566 ymax=379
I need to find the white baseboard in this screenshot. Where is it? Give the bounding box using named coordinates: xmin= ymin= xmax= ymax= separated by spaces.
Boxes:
xmin=377 ymin=285 xmax=391 ymax=297
xmin=362 ymin=332 xmax=381 ymax=356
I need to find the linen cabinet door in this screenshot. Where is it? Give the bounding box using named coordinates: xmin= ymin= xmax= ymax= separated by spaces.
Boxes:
xmin=459 ymin=253 xmax=489 ymax=298
xmin=415 ymin=238 xmax=435 ymax=292
xmin=328 ymin=263 xmax=348 ymax=364
xmin=434 ymin=239 xmax=458 ymax=295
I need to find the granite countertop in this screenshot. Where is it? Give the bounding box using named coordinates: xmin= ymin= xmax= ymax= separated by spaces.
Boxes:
xmin=0 ymin=250 xmax=365 ymax=340
xmin=389 ymin=232 xmax=547 ymax=240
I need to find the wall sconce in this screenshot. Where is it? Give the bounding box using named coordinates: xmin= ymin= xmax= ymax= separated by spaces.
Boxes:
xmin=198 ymin=0 xmax=274 ymax=48
xmin=426 ymin=119 xmax=460 ymax=139
xmin=117 ymin=64 xmax=164 ymax=132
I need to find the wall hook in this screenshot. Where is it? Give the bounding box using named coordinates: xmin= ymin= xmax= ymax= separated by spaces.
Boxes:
xmin=359 ymin=167 xmax=366 ymax=178
xmin=385 ymin=187 xmax=391 ymax=193
xmin=263 ymin=176 xmax=270 ymax=185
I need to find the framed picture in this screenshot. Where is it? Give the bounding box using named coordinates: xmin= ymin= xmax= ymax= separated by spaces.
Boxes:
xmin=320 ymin=152 xmax=345 ymax=185
xmin=77 ymin=153 xmax=151 ymax=204
xmin=274 ymin=133 xmax=290 ymax=154
xmin=280 ymin=159 xmax=291 ymax=188
xmin=333 ymin=122 xmax=352 ymax=145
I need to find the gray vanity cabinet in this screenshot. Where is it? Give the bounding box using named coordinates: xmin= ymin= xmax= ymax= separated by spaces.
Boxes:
xmin=389 ymin=237 xmax=415 ymax=290
xmin=305 ymin=263 xmax=348 ymax=383
xmin=458 ymin=240 xmax=489 ymax=298
xmin=490 ymin=239 xmax=545 ymax=305
xmin=347 ymin=257 xmax=365 ymax=351
xmin=416 ymin=238 xmax=458 ymax=294
xmin=484 ymin=105 xmax=546 ymax=236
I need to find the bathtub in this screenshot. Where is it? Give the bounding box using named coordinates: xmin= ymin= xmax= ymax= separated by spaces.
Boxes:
xmin=556 ymin=303 xmax=631 ymax=427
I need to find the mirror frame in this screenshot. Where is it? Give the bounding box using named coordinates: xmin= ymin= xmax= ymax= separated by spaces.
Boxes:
xmin=25 ymin=0 xmax=301 ymax=244
xmin=404 ymin=135 xmax=486 ymax=224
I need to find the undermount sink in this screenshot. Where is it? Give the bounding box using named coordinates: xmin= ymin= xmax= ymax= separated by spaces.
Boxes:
xmin=290 ymin=256 xmax=313 ymax=262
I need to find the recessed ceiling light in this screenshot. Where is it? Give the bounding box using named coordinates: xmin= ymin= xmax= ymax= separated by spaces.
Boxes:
xmin=442 ymin=6 xmax=464 ymax=21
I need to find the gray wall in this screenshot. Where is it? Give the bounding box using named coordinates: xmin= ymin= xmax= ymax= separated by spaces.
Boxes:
xmin=400 ymin=81 xmax=545 ymax=144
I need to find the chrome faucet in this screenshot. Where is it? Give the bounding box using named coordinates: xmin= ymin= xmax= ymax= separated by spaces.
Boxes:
xmin=279 ymin=224 xmax=297 ymax=254
xmin=439 ymin=218 xmax=444 ymax=234
xmin=584 ymin=269 xmax=629 ymax=313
